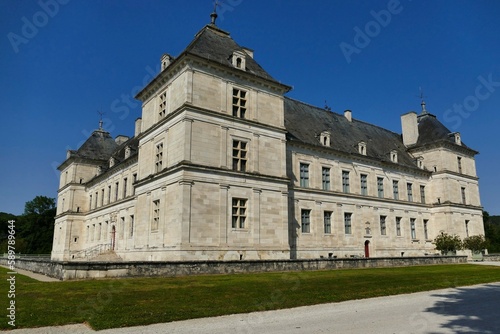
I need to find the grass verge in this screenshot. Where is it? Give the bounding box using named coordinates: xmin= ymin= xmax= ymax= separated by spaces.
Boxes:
xmin=1 ymin=264 xmax=499 ymax=330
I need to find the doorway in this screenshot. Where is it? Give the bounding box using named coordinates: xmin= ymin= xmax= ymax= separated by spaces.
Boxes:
xmin=364 ymin=240 xmax=370 ymax=258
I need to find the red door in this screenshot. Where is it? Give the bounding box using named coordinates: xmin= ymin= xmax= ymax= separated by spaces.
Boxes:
xmin=364 ymin=240 xmax=370 ymax=258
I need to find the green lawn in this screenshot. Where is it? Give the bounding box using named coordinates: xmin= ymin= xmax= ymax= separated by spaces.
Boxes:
xmin=1 ymin=264 xmax=499 ymax=330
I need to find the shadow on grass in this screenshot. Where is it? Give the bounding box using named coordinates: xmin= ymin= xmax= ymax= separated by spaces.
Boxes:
xmin=425 ymin=283 xmax=500 ymax=333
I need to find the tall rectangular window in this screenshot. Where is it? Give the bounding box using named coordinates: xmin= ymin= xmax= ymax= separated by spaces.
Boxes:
xmin=360 ymin=174 xmax=368 ymax=195
xmin=344 ymin=212 xmax=352 ymax=235
xmin=407 ymin=183 xmax=413 ymax=202
xmin=300 ymin=163 xmax=309 ymax=187
xmin=461 ymin=187 xmax=466 ymax=204
xmin=95 ymin=191 xmax=98 ymax=208
xmin=89 ymin=194 xmax=92 ymax=210
xmin=324 ymin=211 xmax=332 ymax=234
xmin=396 ymin=217 xmax=402 ymax=236
xmin=377 ymin=177 xmax=384 ymax=198
xmin=232 ymin=88 xmax=247 ymax=118
xmin=232 ymin=198 xmax=247 ymax=229
xmin=342 ymin=171 xmax=350 ymax=193
xmin=380 ymin=215 xmax=387 ymax=235
xmin=322 ymin=167 xmax=330 ymax=190
xmin=232 ymin=140 xmax=247 ymax=172
xmin=115 ymin=182 xmax=119 ymax=201
xmin=393 ymin=180 xmax=399 ymax=200
xmin=130 ymin=215 xmax=134 ymax=237
xmin=152 ymin=199 xmax=160 ymax=231
xmin=155 ymin=142 xmax=163 ymax=173
xmin=120 ymin=217 xmax=125 ymax=239
xmin=132 ymin=173 xmax=137 ymax=195
xmin=457 ymin=156 xmax=462 ymax=173
xmin=465 ymin=220 xmax=469 ymax=237
xmin=101 ymin=189 xmax=104 ymax=206
xmin=301 ymin=209 xmax=311 ymax=233
xmin=123 ymin=178 xmax=128 ymax=198
xmin=410 ymin=218 xmax=416 ymax=239
xmin=420 ymin=185 xmax=426 ymax=204
xmin=159 ymin=90 xmax=167 ymax=119
xmin=423 ymin=219 xmax=429 ymax=240
xmin=108 ymin=185 xmax=111 ymax=204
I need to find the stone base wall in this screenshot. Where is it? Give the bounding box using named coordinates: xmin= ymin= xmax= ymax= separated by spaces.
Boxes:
xmin=484 ymin=254 xmax=500 ymax=261
xmin=0 ymin=256 xmax=467 ymax=281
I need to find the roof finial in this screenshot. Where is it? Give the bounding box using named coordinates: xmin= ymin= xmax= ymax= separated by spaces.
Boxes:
xmin=97 ymin=110 xmax=105 ymax=130
xmin=419 ymin=87 xmax=428 ymax=114
xmin=210 ymin=0 xmax=220 ymax=25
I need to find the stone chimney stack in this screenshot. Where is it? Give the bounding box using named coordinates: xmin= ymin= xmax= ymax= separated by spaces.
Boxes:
xmin=401 ymin=112 xmax=419 ymax=146
xmin=344 ymin=110 xmax=352 ymax=122
xmin=135 ymin=118 xmax=142 ymax=137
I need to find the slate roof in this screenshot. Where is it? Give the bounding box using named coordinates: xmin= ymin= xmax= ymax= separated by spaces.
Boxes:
xmin=183 ymin=25 xmax=279 ymax=83
xmin=284 ymin=98 xmax=418 ymax=168
xmin=416 ymin=112 xmax=471 ymax=149
xmin=69 ymin=130 xmax=118 ymax=161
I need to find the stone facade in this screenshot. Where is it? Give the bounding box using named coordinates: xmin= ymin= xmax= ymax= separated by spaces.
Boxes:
xmin=51 ymin=23 xmax=483 ymax=262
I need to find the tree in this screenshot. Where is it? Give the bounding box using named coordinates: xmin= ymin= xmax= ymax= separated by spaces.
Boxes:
xmin=23 ymin=196 xmax=56 ymax=215
xmin=463 ymin=235 xmax=488 ymax=253
xmin=433 ymin=232 xmax=463 ymax=255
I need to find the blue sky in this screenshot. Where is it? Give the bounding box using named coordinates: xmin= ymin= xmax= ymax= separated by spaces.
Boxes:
xmin=1 ymin=0 xmax=499 ymax=215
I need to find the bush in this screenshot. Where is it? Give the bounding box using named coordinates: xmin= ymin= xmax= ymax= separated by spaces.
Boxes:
xmin=463 ymin=235 xmax=488 ymax=253
xmin=433 ymin=233 xmax=463 ymax=254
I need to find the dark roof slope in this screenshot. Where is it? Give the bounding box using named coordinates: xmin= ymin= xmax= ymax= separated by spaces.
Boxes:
xmin=184 ymin=25 xmax=278 ymax=83
xmin=71 ymin=130 xmax=118 ymax=161
xmin=284 ymin=98 xmax=417 ymax=168
xmin=416 ymin=112 xmax=470 ymax=148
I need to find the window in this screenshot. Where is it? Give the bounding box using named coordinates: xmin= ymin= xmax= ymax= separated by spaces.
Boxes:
xmin=108 ymin=185 xmax=111 ymax=204
xmin=300 ymin=163 xmax=309 ymax=187
xmin=232 ymin=140 xmax=248 ymax=172
xmin=358 ymin=141 xmax=366 ymax=155
xmin=342 ymin=171 xmax=350 ymax=193
xmin=360 ymin=174 xmax=368 ymax=195
xmin=97 ymin=223 xmax=101 ymax=241
xmin=324 ymin=211 xmax=332 ymax=234
xmin=396 ymin=217 xmax=402 ymax=236
xmin=132 ymin=173 xmax=137 ymax=195
xmin=115 ymin=182 xmax=119 ymax=201
xmin=377 ymin=177 xmax=384 ymax=198
xmin=393 ymin=180 xmax=399 ymax=200
xmin=86 ymin=226 xmax=90 ymax=242
xmin=461 ymin=187 xmax=466 ymax=204
xmin=130 ymin=215 xmax=134 ymax=237
xmin=101 ymin=189 xmax=104 ymax=206
xmin=423 ymin=219 xmax=429 ymax=240
xmin=301 ymin=209 xmax=311 ymax=233
xmin=407 ymin=183 xmax=413 ymax=202
xmin=457 ymin=156 xmax=462 ymax=173
xmin=344 ymin=212 xmax=352 ymax=234
xmin=322 ymin=167 xmax=330 ymax=190
xmin=391 ymin=150 xmax=398 ymax=163
xmin=95 ymin=192 xmax=98 ymax=208
xmin=410 ymin=218 xmax=416 ymax=239
xmin=380 ymin=215 xmax=387 ymax=235
xmin=155 ymin=143 xmax=163 ymax=173
xmin=120 ymin=217 xmax=125 ymax=239
xmin=123 ymin=178 xmax=127 ymax=198
xmin=152 ymin=199 xmax=160 ymax=231
xmin=420 ymin=185 xmax=426 ymax=204
xmin=232 ymin=88 xmax=247 ymax=118
xmin=465 ymin=220 xmax=469 ymax=237
xmin=159 ymin=90 xmax=167 ymax=119
xmin=232 ymin=198 xmax=247 ymax=229
xmin=89 ymin=194 xmax=92 ymax=210
xmin=236 ymin=57 xmax=242 ymax=68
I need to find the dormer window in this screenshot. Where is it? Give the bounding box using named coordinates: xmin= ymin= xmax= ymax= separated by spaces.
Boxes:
xmin=109 ymin=157 xmax=115 ymax=168
xmin=416 ymin=157 xmax=424 ymax=169
xmin=231 ymin=51 xmax=246 ymax=70
xmin=125 ymin=146 xmax=131 ymax=159
xmin=358 ymin=141 xmax=366 ymax=155
xmin=320 ymin=131 xmax=331 ymax=146
xmin=390 ymin=150 xmax=398 ymax=163
xmin=454 ymin=132 xmax=461 ymax=145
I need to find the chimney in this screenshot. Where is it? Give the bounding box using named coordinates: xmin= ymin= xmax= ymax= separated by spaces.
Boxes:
xmin=344 ymin=110 xmax=352 ymax=122
xmin=115 ymin=135 xmax=129 ymax=145
xmin=242 ymin=47 xmax=254 ymax=58
xmin=401 ymin=112 xmax=419 ymax=146
xmin=135 ymin=118 xmax=142 ymax=137
xmin=161 ymin=54 xmax=174 ymax=71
